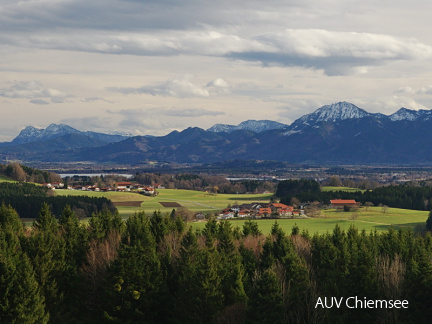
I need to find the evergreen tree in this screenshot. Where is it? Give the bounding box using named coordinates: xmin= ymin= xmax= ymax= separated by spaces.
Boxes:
xmin=0 ymin=221 xmax=49 ymax=324
xmin=33 ymin=202 xmax=58 ymax=233
xmin=426 ymin=209 xmax=432 ymax=231
xmin=247 ymin=269 xmax=283 ymax=324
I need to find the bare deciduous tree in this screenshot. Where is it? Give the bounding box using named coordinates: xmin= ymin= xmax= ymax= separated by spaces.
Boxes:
xmin=376 ymin=254 xmax=406 ymax=323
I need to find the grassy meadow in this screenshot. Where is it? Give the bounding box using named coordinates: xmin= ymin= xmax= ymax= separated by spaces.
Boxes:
xmin=55 ymin=188 xmax=273 ymax=218
xmin=54 ymin=188 xmax=429 ymax=234
xmin=321 ymin=186 xmax=365 ymax=193
xmin=189 ymin=206 xmax=428 ymax=235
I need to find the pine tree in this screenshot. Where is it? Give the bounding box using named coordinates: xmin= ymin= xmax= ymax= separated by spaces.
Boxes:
xmin=33 ymin=202 xmax=58 ymax=233
xmin=0 ymin=226 xmax=49 ymax=323
xmin=247 ymin=269 xmax=283 ymax=324
xmin=426 ymin=209 xmax=432 ymax=231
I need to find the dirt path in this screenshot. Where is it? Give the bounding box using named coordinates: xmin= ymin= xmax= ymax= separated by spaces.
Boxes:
xmin=155 ymin=197 xmax=217 ymax=209
xmin=355 ymin=220 xmax=409 ymax=227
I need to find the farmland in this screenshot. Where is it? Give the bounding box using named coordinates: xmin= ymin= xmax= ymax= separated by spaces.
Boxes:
xmin=55 ymin=188 xmax=273 ymax=217
xmin=53 ymin=188 xmax=429 ymax=234
xmin=189 ymin=206 xmax=428 ymax=235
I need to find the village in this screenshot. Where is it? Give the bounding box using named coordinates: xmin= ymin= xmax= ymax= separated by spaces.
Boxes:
xmin=214 ymin=199 xmax=359 ymax=220
xmin=42 ymin=181 xmax=164 ymax=196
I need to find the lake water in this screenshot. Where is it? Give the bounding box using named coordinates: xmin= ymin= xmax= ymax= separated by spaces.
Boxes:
xmin=59 ymin=173 xmax=134 ymax=178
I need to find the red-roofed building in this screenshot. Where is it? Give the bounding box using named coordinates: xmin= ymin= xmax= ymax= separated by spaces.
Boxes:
xmin=116 ymin=182 xmax=133 ymax=191
xmin=330 ymin=199 xmax=358 ymax=209
xmin=258 ymin=207 xmax=272 ymax=217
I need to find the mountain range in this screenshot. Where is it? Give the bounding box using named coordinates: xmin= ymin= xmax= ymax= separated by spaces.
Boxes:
xmin=2 ymin=101 xmax=432 ymax=165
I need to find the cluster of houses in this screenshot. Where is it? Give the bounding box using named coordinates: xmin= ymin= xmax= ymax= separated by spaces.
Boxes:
xmin=213 ymin=199 xmax=360 ymax=220
xmin=42 ymin=181 xmax=164 ymax=196
xmin=216 ymin=202 xmax=304 ymax=220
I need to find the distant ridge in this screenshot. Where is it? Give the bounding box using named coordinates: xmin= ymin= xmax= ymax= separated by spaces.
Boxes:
xmin=12 ymin=123 xmax=129 ymax=145
xmin=3 ymin=102 xmax=432 ymax=165
xmin=207 ymin=119 xmax=287 ymax=133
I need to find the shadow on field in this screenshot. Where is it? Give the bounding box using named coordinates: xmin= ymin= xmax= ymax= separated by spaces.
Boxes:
xmin=226 ymin=196 xmax=272 ymax=201
xmin=367 ymin=222 xmax=425 ymax=232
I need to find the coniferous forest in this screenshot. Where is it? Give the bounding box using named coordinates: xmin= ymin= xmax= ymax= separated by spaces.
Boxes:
xmin=0 ymin=182 xmax=116 ymax=219
xmin=1 ymin=202 xmax=432 ymax=323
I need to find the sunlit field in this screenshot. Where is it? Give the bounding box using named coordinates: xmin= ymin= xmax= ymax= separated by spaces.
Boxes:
xmin=190 ymin=206 xmax=428 ymax=235
xmin=55 ymin=188 xmax=273 ymax=218
xmin=321 ymin=186 xmax=365 ymax=193
xmin=50 ymin=189 xmax=430 ymax=234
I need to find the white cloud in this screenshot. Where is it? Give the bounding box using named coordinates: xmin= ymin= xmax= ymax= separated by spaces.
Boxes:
xmin=356 ymin=96 xmax=429 ymax=114
xmin=153 ymin=108 xmax=225 ymax=117
xmin=109 ymin=76 xmax=229 ymax=98
xmin=228 ymin=29 xmax=432 ymax=75
xmin=206 ymin=78 xmax=231 ymax=94
xmin=395 ymin=85 xmax=432 ymax=95
xmin=3 ymin=29 xmax=430 ymax=76
xmin=1 ymin=0 xmax=432 ymax=139
xmin=0 ymin=80 xmax=71 ymax=103
xmin=105 ymin=106 xmax=225 ymax=135
xmin=59 ymin=116 xmax=114 ymax=133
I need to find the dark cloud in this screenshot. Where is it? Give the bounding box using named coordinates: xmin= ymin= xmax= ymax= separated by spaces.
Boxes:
xmin=81 ymin=97 xmax=113 ymax=103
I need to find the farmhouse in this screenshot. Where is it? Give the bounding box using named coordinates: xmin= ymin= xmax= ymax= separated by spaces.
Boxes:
xmin=330 ymin=199 xmax=358 ymax=209
xmin=115 ymin=181 xmax=133 ymax=191
xmin=140 ymin=187 xmax=155 ymax=196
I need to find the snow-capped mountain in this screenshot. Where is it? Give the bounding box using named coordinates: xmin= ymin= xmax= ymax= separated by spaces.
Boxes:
xmin=207 ymin=120 xmax=287 ymax=133
xmin=11 ymin=123 xmax=129 ymax=145
xmin=389 ymin=108 xmax=432 ymax=121
xmin=290 ymin=102 xmax=375 ymax=129
xmin=12 ymin=124 xmax=81 ymax=144
xmin=4 ymin=101 xmax=432 ymax=165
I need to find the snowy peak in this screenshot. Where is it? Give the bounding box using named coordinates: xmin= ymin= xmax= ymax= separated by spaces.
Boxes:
xmin=45 ymin=123 xmax=80 ymax=135
xmin=12 ymin=124 xmax=80 ymax=144
xmin=11 ymin=123 xmax=129 ymax=145
xmin=207 ymin=123 xmax=236 ymax=133
xmin=207 ymin=120 xmax=287 ymax=133
xmin=294 ymin=102 xmax=371 ymax=127
xmin=389 ymin=108 xmax=428 ymax=121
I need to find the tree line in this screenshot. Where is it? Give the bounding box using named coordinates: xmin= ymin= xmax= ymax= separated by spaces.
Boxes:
xmin=1 ymin=203 xmax=432 ymax=323
xmin=0 ymin=182 xmax=115 ymax=218
xmin=133 ymin=172 xmax=276 ymax=194
xmin=277 ymin=179 xmax=432 ymax=211
xmin=0 ymin=163 xmax=61 ymax=184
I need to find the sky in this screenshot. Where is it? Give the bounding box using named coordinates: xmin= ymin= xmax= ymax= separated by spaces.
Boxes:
xmin=1 ymin=0 xmax=432 ymax=141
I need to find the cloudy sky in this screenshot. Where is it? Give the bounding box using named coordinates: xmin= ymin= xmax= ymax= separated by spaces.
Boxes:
xmin=1 ymin=0 xmax=432 ymax=141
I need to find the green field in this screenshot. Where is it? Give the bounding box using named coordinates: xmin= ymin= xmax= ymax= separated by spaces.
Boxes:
xmin=321 ymin=186 xmax=365 ymax=192
xmin=191 ymin=206 xmax=428 ymax=235
xmin=54 ymin=189 xmax=429 ymax=234
xmin=55 ymin=188 xmax=273 ymax=218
